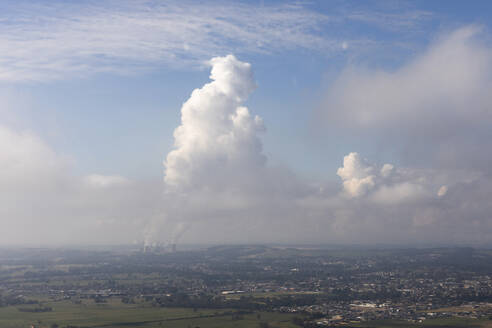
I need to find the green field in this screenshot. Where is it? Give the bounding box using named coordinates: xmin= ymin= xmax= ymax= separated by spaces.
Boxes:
xmin=0 ymin=299 xmax=302 ymax=328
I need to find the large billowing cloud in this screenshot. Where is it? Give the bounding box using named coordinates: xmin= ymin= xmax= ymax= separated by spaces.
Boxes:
xmin=148 ymin=55 xmax=301 ymax=245
xmin=164 ymin=55 xmax=265 ymax=191
xmin=151 ymin=54 xmax=491 ymax=245
xmin=2 ymin=50 xmax=492 ymax=246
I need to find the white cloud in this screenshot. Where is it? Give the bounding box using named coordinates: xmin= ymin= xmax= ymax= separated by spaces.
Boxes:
xmin=1 ymin=119 xmax=491 ymax=246
xmin=156 ymin=49 xmax=492 ymax=245
xmin=152 ymin=55 xmax=271 ymax=244
xmin=325 ymin=26 xmax=491 ymax=127
xmin=337 ymin=152 xmax=441 ymax=204
xmin=164 ymin=55 xmax=265 ymax=191
xmin=307 ymin=26 xmax=492 ymax=243
xmin=320 ymin=26 xmax=492 ymax=170
xmin=337 ymin=152 xmax=376 ymax=197
xmin=305 ymin=26 xmax=492 ymax=243
xmin=2 ymin=50 xmax=492 ymax=246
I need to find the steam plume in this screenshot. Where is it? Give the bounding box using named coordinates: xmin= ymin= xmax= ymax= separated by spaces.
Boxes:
xmin=146 ymin=55 xmax=266 ymax=246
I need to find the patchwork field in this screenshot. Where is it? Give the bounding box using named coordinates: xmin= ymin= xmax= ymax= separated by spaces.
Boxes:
xmin=0 ymin=299 xmax=301 ymax=328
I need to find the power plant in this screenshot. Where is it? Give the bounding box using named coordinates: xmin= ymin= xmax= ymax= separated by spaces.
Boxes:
xmin=142 ymin=242 xmax=177 ymax=253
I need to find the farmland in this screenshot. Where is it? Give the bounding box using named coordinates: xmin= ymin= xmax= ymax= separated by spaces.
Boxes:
xmin=1 ymin=245 xmax=492 ymax=327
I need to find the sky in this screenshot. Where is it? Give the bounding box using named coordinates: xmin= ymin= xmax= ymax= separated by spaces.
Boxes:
xmin=1 ymin=0 xmax=492 ymax=246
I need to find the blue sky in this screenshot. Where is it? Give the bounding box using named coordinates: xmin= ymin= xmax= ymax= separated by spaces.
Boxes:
xmin=0 ymin=0 xmax=485 ymax=178
xmin=2 ymin=0 xmax=492 ymax=245
xmin=0 ymin=0 xmax=444 ymax=178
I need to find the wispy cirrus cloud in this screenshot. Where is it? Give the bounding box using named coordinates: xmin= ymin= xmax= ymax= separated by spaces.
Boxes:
xmin=0 ymin=0 xmax=432 ymax=82
xmin=347 ymin=10 xmax=433 ymax=31
xmin=0 ymin=1 xmax=330 ymax=81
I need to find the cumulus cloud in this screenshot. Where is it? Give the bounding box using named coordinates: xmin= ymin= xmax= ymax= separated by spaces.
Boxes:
xmin=337 ymin=152 xmax=376 ymax=197
xmin=155 ymin=55 xmax=492 ymax=246
xmin=308 ymin=26 xmax=492 ymax=243
xmin=2 ymin=51 xmax=492 ymax=246
xmin=337 ymin=152 xmax=435 ymax=204
xmin=164 ymin=55 xmax=265 ymax=191
xmin=150 ymin=55 xmax=273 ymax=245
xmin=1 ymin=121 xmax=491 ymax=245
xmin=324 ymin=152 xmax=492 ymax=243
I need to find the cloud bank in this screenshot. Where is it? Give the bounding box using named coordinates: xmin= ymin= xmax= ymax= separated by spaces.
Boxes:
xmin=151 ymin=54 xmax=491 ymax=245
xmin=2 ymin=43 xmax=492 ymax=245
xmin=0 ymin=125 xmax=159 ymax=245
xmin=314 ymin=25 xmax=492 ymax=244
xmin=320 ymin=25 xmax=492 ymax=171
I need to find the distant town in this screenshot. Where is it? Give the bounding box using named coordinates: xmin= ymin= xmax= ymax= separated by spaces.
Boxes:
xmin=1 ymin=245 xmax=492 ymax=327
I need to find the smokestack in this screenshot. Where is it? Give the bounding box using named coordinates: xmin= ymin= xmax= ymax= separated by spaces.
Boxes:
xmin=171 ymin=243 xmax=176 ymax=252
